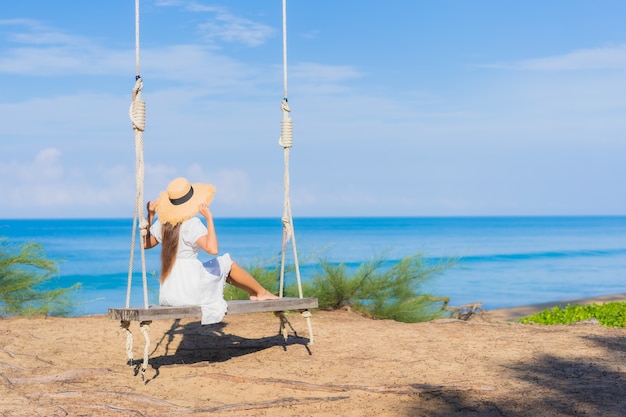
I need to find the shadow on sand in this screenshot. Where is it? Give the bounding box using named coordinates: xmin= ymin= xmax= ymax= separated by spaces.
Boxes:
xmin=406 ymin=330 xmax=626 ymax=416
xmin=135 ymin=317 xmax=311 ymax=382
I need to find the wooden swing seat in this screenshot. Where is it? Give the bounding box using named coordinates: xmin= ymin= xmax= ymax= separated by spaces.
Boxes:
xmin=108 ymin=297 xmax=318 ymax=322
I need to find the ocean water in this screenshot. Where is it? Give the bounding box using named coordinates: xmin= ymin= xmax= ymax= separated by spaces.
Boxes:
xmin=1 ymin=216 xmax=625 ymax=316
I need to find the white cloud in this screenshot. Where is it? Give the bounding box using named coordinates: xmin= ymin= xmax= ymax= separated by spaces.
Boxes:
xmin=0 ymin=93 xmax=127 ymax=137
xmin=141 ymin=45 xmax=265 ymax=87
xmin=1 ymin=5 xmax=625 ymax=218
xmin=155 ymin=1 xmax=274 ymax=47
xmin=0 ymin=148 xmax=136 ymax=216
xmin=0 ymin=18 xmax=72 ymax=45
xmin=482 ymin=44 xmax=626 ymax=71
xmin=0 ymin=19 xmax=129 ymax=77
xmin=291 ymin=62 xmax=363 ymax=83
xmin=154 ymin=0 xmax=184 ymax=6
xmin=198 ymin=11 xmax=274 ymax=47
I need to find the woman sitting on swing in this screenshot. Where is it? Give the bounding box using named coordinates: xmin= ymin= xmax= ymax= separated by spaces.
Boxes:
xmin=144 ymin=177 xmax=278 ymax=325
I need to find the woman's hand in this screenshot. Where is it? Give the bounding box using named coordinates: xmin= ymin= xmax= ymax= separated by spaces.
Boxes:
xmin=147 ymin=200 xmax=157 ymax=214
xmin=144 ymin=200 xmax=159 ymax=249
xmin=198 ymin=202 xmax=212 ymax=219
xmin=197 ymin=201 xmax=218 ymax=255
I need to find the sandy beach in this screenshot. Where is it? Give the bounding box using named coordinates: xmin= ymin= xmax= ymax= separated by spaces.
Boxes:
xmin=2 ymin=295 xmax=626 ymax=416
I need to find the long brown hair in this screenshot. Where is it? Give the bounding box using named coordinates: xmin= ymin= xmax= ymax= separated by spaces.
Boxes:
xmin=160 ymin=222 xmax=180 ymax=283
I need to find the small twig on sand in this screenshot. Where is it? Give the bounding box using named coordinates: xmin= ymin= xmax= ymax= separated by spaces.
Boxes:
xmin=165 ymin=396 xmax=349 ymax=414
xmin=105 ymin=405 xmax=147 ymax=417
xmin=0 ymin=361 xmax=28 ymax=370
xmin=204 ymin=373 xmax=495 ymax=394
xmin=0 ymin=349 xmax=16 ymax=358
xmin=79 ymin=405 xmax=146 ymax=417
xmin=9 ymin=368 xmax=110 ymax=384
xmin=0 ymin=349 xmax=55 ymax=365
xmin=0 ymin=372 xmax=14 ymax=387
xmin=27 ymin=391 xmax=181 ymax=408
xmin=205 ymin=373 xmax=345 ymax=392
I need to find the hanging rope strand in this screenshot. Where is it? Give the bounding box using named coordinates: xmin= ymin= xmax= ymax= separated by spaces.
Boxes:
xmin=279 ymin=0 xmax=293 ymax=295
xmin=135 ymin=0 xmax=141 ymax=79
xmin=282 ymin=0 xmax=288 ymax=99
xmin=278 ymin=0 xmax=311 ymax=342
xmin=123 ymin=0 xmax=152 ymax=374
xmin=127 ymin=0 xmax=149 ymax=310
xmin=131 ymin=78 xmax=148 ymax=309
xmin=278 ymin=0 xmax=304 ymax=302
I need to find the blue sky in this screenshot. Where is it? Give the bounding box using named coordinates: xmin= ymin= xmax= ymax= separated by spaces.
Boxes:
xmin=1 ymin=1 xmax=625 ymax=218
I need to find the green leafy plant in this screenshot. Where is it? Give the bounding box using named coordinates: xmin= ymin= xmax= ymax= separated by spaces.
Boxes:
xmin=227 ymin=251 xmax=454 ymax=323
xmin=519 ymin=302 xmax=626 ymax=327
xmin=0 ymin=237 xmax=79 ymax=316
xmin=305 ymin=254 xmax=453 ymax=322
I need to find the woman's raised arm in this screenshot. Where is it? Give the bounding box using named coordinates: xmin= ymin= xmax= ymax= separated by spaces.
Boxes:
xmin=196 ymin=203 xmax=218 ymax=255
xmin=144 ymin=201 xmax=159 ymax=249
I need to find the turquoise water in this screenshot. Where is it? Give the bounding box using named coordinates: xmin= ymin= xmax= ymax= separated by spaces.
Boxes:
xmin=1 ymin=216 xmax=625 ymax=315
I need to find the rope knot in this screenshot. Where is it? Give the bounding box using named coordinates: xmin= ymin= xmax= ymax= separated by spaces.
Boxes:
xmin=281 ymin=99 xmax=291 ymax=113
xmin=139 ymin=218 xmax=149 ymax=237
xmin=281 ymin=216 xmax=293 ymax=244
xmin=279 ymin=118 xmax=293 ymax=148
xmin=130 ymin=78 xmax=146 ymax=132
xmin=278 ymin=99 xmax=293 ymax=148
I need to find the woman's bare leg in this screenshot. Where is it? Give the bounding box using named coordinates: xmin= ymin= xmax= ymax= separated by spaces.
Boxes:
xmin=226 ymin=261 xmax=279 ymax=300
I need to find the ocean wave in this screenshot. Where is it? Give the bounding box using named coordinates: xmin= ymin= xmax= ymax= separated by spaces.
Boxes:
xmin=458 ymin=248 xmax=626 ymax=263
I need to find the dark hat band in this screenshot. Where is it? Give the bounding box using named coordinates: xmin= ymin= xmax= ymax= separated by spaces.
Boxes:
xmin=169 ymin=186 xmax=194 ymax=205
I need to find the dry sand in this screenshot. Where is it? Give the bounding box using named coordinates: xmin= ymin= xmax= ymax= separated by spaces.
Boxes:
xmin=2 ymin=295 xmax=626 ymax=416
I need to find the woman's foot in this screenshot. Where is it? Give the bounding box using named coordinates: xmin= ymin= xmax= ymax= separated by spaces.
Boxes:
xmin=250 ymin=290 xmax=280 ymax=301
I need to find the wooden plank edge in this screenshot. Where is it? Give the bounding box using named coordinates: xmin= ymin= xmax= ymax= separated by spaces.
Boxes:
xmin=108 ymin=297 xmax=318 ymax=321
xmin=227 ymin=297 xmax=318 ymax=314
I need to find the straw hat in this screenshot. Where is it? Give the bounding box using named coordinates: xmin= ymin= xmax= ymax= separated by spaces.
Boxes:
xmin=155 ymin=177 xmax=215 ymax=225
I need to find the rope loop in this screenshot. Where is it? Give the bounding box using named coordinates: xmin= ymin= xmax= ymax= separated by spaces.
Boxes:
xmin=139 ymin=217 xmax=149 ymax=237
xmin=130 ymin=78 xmax=146 ymax=132
xmin=281 ymin=215 xmax=293 ymax=245
xmin=120 ymin=321 xmax=134 ymax=364
xmin=139 ymin=321 xmax=151 ymax=379
xmin=279 ymin=118 xmax=293 ymax=148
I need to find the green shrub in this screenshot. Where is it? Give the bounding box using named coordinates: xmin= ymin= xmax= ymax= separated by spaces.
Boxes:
xmin=224 ymin=257 xmax=284 ymax=301
xmin=519 ymin=302 xmax=626 ymax=327
xmin=305 ymin=254 xmax=453 ymax=322
xmin=229 ymin=252 xmax=454 ymax=323
xmin=0 ymin=237 xmax=79 ymax=316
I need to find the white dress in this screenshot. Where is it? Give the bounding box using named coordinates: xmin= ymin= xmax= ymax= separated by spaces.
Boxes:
xmin=150 ymin=217 xmax=232 ymax=324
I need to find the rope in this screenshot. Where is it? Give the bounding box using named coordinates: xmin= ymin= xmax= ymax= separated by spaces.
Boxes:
xmin=282 ymin=0 xmax=288 ymax=99
xmin=126 ymin=0 xmax=149 ymax=310
xmin=278 ymin=0 xmax=295 ymax=297
xmin=277 ymin=0 xmax=312 ymax=343
xmin=301 ymin=310 xmax=314 ymax=344
xmin=140 ymin=321 xmax=151 ymax=379
xmin=131 ymin=78 xmax=149 ymax=309
xmin=120 ymin=320 xmax=134 ymax=364
xmin=278 ymin=100 xmax=293 ymax=148
xmin=122 ymin=0 xmax=153 ymax=377
xmin=135 ymin=0 xmax=141 ymax=78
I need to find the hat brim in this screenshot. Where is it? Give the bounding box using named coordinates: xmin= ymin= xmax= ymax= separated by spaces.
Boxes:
xmin=155 ymin=183 xmax=215 ymax=225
